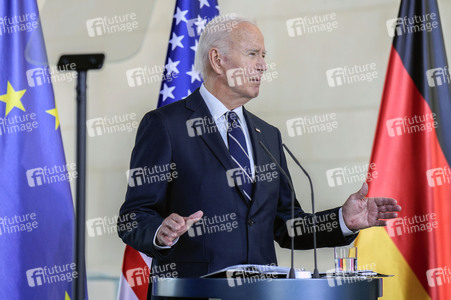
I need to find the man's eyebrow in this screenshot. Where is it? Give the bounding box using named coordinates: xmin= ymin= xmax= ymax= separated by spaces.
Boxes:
xmin=247 ymin=49 xmax=267 ymax=55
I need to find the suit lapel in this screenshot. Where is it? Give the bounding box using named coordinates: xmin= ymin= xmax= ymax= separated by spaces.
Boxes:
xmin=243 ymin=108 xmax=266 ymax=208
xmin=185 ymin=90 xmax=250 ymax=206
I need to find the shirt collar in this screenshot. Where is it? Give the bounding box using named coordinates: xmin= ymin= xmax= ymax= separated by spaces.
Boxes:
xmin=199 ymin=84 xmax=245 ymax=123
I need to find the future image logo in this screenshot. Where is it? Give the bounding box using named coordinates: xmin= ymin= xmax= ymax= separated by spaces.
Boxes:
xmin=426 ymin=267 xmax=451 ymax=287
xmin=326 ymin=63 xmax=378 ymax=87
xmin=386 ymin=114 xmax=438 ymax=138
xmin=187 ymin=213 xmax=238 ymax=237
xmin=286 ymin=13 xmax=338 ymax=37
xmin=286 ymin=113 xmax=338 ymax=137
xmin=26 ymin=263 xmax=78 ymax=287
xmin=86 ymin=13 xmax=139 ymax=37
xmin=326 ymin=163 xmax=377 ymax=188
xmin=426 ymin=67 xmax=450 ymax=87
xmin=426 ymin=167 xmax=451 ymax=187
xmin=26 ymin=64 xmax=77 ymax=87
xmin=386 ymin=14 xmax=438 ymax=37
xmin=25 ymin=163 xmax=77 ymax=188
xmin=126 ymin=163 xmax=178 ymax=187
xmin=386 ymin=213 xmax=438 ymax=237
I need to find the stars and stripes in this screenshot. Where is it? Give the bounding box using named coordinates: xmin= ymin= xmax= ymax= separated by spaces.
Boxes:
xmin=157 ymin=0 xmax=219 ymax=105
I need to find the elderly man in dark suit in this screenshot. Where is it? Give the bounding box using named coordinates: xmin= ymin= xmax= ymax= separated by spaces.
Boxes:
xmin=118 ymin=15 xmax=401 ymax=298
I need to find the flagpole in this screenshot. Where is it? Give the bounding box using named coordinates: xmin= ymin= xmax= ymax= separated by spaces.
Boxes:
xmin=57 ymin=54 xmax=105 ymax=300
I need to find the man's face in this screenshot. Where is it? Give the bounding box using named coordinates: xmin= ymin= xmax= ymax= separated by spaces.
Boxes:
xmin=222 ymin=22 xmax=267 ymax=100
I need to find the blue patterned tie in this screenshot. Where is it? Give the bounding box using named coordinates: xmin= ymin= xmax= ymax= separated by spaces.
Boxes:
xmin=226 ymin=111 xmax=253 ymax=201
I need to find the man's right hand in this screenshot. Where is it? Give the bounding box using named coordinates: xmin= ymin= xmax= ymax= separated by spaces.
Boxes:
xmin=156 ymin=210 xmax=203 ymax=247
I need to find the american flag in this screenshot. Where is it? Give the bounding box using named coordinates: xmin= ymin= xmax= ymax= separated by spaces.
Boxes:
xmin=158 ymin=0 xmax=219 ymax=106
xmin=118 ymin=1 xmax=219 ymax=299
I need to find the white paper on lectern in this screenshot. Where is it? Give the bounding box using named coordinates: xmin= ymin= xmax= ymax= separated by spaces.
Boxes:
xmin=201 ymin=264 xmax=303 ymax=278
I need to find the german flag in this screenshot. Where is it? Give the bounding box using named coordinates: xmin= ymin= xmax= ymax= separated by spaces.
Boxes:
xmin=355 ymin=1 xmax=451 ymax=299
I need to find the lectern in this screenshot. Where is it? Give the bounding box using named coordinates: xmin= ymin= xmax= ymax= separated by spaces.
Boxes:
xmin=152 ymin=277 xmax=383 ymax=300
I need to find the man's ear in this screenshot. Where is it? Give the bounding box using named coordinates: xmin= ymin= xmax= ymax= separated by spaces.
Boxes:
xmin=208 ymin=48 xmax=224 ymax=75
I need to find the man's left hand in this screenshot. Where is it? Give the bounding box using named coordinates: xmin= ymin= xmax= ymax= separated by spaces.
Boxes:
xmin=342 ymin=182 xmax=402 ymax=231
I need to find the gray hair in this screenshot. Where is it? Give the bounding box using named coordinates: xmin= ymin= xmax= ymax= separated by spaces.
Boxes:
xmin=194 ymin=14 xmax=256 ymax=78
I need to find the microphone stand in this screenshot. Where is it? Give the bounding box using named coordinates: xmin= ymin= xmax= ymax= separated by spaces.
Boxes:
xmin=283 ymin=144 xmax=319 ymax=278
xmin=259 ymin=141 xmax=296 ymax=278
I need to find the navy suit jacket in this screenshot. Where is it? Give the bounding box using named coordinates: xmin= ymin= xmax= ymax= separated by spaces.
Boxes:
xmin=118 ymin=89 xmax=356 ymax=281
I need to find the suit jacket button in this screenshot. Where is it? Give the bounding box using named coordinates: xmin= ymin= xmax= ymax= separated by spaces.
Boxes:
xmin=248 ymin=219 xmax=255 ymax=226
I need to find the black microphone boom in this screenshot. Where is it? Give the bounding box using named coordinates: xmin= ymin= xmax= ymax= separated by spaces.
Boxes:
xmin=282 ymin=143 xmax=319 ymax=278
xmin=258 ymin=141 xmax=296 ymax=279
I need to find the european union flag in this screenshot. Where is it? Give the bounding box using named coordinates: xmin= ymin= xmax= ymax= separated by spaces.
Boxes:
xmin=0 ymin=1 xmax=76 ymax=299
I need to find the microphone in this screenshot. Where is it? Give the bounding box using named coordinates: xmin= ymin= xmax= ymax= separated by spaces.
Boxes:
xmin=282 ymin=143 xmax=319 ymax=278
xmin=258 ymin=141 xmax=296 ymax=279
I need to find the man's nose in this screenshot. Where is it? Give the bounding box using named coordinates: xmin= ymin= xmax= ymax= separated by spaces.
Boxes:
xmin=256 ymin=57 xmax=267 ymax=72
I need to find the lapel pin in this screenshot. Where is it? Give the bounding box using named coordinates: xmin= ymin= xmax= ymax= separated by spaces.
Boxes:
xmin=255 ymin=128 xmax=261 ymax=133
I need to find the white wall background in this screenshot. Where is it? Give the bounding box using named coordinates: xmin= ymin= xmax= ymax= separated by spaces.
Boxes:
xmin=35 ymin=0 xmax=451 ymax=298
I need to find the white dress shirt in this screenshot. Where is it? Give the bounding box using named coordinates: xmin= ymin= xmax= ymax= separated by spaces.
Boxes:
xmin=199 ymin=84 xmax=255 ymax=178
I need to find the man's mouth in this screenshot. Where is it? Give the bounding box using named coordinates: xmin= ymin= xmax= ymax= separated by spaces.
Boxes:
xmin=247 ymin=75 xmax=262 ymax=82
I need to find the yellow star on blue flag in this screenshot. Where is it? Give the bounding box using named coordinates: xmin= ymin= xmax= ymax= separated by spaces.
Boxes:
xmin=46 ymin=107 xmax=60 ymax=130
xmin=0 ymin=81 xmax=26 ymax=117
